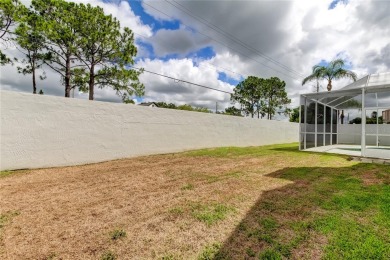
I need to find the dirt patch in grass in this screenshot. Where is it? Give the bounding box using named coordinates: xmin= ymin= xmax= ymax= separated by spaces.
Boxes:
xmin=361 ymin=169 xmax=385 ymax=186
xmin=1 ymin=143 xmax=387 ymax=259
xmin=0 ymin=146 xmax=296 ymax=259
xmin=292 ymin=232 xmax=328 ymax=260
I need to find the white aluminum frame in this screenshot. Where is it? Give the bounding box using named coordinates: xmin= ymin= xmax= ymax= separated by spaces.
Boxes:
xmin=299 ymin=72 xmax=390 ymax=158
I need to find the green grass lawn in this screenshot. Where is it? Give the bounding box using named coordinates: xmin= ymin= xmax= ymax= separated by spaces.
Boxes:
xmin=192 ymin=145 xmax=390 ymax=260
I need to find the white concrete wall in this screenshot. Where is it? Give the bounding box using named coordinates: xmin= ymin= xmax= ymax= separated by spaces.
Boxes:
xmin=0 ymin=91 xmax=298 ymax=170
xmin=338 ymin=124 xmax=390 ymax=145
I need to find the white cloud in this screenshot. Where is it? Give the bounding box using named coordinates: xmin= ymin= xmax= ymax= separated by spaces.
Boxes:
xmin=2 ymin=0 xmax=390 ymax=112
xmin=140 ymin=0 xmax=390 ymax=105
xmin=205 ymin=52 xmax=247 ymax=81
xmin=1 ymin=0 xmax=152 ymax=102
xmin=135 ymin=58 xmax=234 ymax=110
xmin=145 ymin=26 xmax=212 ymax=57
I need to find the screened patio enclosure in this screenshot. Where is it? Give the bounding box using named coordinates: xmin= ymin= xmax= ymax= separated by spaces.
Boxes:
xmin=299 ymin=72 xmax=390 ymax=159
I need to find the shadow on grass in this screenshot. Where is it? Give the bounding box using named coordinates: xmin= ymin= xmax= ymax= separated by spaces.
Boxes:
xmin=270 ymin=145 xmax=321 ymax=155
xmin=211 ymin=164 xmax=390 ymax=260
xmin=271 ymin=146 xmax=356 ymax=160
xmin=270 ymin=145 xmax=301 ymax=153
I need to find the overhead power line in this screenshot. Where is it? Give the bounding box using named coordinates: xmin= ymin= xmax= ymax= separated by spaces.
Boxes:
xmin=131 ymin=66 xmax=233 ymax=94
xmin=166 ymin=0 xmax=305 ymax=78
xmin=133 ymin=31 xmax=247 ymax=80
xmin=140 ymin=0 xmax=302 ymax=81
xmin=201 ymin=62 xmax=247 ymax=79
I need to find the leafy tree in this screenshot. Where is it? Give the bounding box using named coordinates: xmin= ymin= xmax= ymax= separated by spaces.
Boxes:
xmin=177 ymin=104 xmax=211 ymax=113
xmin=0 ymin=0 xmax=26 ymax=65
xmin=231 ymin=76 xmax=263 ymax=118
xmin=73 ymin=3 xmax=143 ymax=101
xmin=289 ymin=107 xmax=300 ymax=123
xmin=302 ymin=59 xmax=357 ymax=91
xmin=156 ymin=102 xmax=177 ymax=109
xmin=336 ymin=99 xmax=361 ymax=124
xmin=31 ymin=0 xmax=82 ymax=98
xmin=302 ymin=59 xmax=356 ymax=124
xmin=193 ymin=107 xmax=211 ymax=113
xmin=0 ymin=0 xmax=23 ymax=39
xmin=349 ymin=117 xmax=361 ymax=124
xmin=263 ymin=77 xmax=291 ymax=120
xmin=14 ymin=10 xmax=46 ymax=94
xmin=0 ymin=49 xmax=10 ymax=65
xmin=90 ymin=65 xmax=144 ymax=103
xmin=123 ymin=99 xmax=134 ymax=104
xmin=153 ymin=102 xmax=210 ymax=113
xmin=349 ymin=116 xmax=383 ymax=124
xmin=69 ymin=67 xmax=87 ymax=93
xmin=224 ymin=106 xmax=242 ymax=116
xmin=371 ymin=111 xmax=377 ymax=119
xmin=367 ymin=114 xmax=382 ymax=124
xmin=231 ymin=76 xmax=290 ymax=119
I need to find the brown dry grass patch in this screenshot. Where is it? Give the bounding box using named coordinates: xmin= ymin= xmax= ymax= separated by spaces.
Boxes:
xmin=292 ymin=232 xmax=328 ymax=260
xmin=0 ymin=144 xmax=357 ymax=259
xmin=361 ymin=169 xmax=385 ymax=186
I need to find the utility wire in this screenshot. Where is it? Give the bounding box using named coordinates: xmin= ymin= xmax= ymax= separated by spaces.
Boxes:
xmin=167 ymin=0 xmax=305 ymax=78
xmin=133 ymin=31 xmax=247 ymax=80
xmin=140 ymin=0 xmax=302 ymax=81
xmin=131 ymin=66 xmax=233 ymax=94
xmin=201 ymin=62 xmax=247 ymax=79
xmin=7 ymin=28 xmax=233 ymax=95
xmin=134 ymin=2 xmax=249 ymax=79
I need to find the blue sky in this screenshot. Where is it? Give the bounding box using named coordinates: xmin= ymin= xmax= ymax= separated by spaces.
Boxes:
xmin=126 ymin=0 xmax=357 ymax=92
xmin=129 ymin=1 xmax=217 ymax=61
xmin=125 ymin=0 xmax=243 ymax=105
xmin=127 ymin=0 xmax=274 ymax=93
xmin=128 ymin=1 xmax=236 ymax=86
xmin=2 ymin=0 xmax=389 ymax=113
xmin=128 ymin=0 xmax=181 ymax=33
xmin=329 ymin=0 xmax=349 ymax=10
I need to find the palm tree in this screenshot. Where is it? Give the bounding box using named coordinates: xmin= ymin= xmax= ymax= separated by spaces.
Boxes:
xmin=302 ymin=59 xmax=357 ymax=91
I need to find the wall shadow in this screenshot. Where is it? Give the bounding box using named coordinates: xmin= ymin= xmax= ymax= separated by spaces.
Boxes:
xmin=213 ymin=163 xmax=389 ymax=259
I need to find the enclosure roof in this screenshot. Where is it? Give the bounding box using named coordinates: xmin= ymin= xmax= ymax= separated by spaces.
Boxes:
xmin=301 ymin=72 xmax=390 ymax=109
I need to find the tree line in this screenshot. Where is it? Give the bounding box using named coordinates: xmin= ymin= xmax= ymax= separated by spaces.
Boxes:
xmin=155 ymin=102 xmax=212 ymax=113
xmin=350 ymin=111 xmax=384 ymax=124
xmin=157 ymin=76 xmax=292 ymax=120
xmin=231 ymin=76 xmax=291 ymax=120
xmin=155 ymin=102 xmax=246 ymax=116
xmin=0 ymin=0 xmax=144 ymax=102
xmin=1 ymin=0 xmax=292 ymax=119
